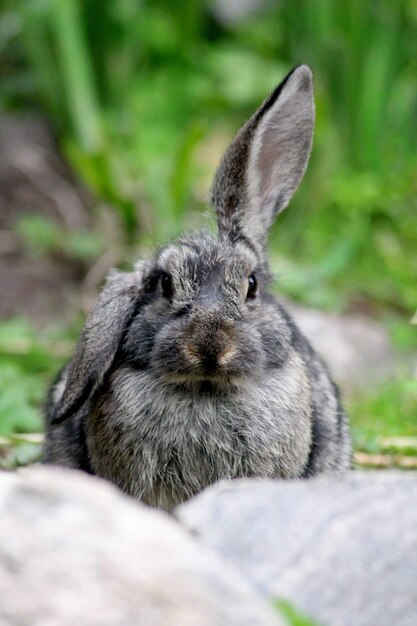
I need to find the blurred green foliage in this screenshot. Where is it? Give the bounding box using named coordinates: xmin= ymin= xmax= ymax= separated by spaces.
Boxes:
xmin=16 ymin=214 xmax=105 ymax=262
xmin=0 ymin=319 xmax=69 ymax=437
xmin=1 ymin=0 xmax=416 ymax=312
xmin=0 ymin=1 xmax=416 ymax=449
xmin=350 ymin=378 xmax=417 ymax=448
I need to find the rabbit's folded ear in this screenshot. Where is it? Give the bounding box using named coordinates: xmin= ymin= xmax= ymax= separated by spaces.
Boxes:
xmin=51 ymin=262 xmax=150 ymax=426
xmin=211 ymin=65 xmax=315 ymax=248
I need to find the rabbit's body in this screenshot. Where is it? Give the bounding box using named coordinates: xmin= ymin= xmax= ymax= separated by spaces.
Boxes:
xmin=44 ymin=66 xmax=351 ymax=509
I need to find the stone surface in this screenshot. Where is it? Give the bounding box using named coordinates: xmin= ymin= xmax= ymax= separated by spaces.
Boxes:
xmin=288 ymin=303 xmax=398 ymax=392
xmin=0 ymin=467 xmax=283 ymax=626
xmin=178 ymin=472 xmax=417 ymax=626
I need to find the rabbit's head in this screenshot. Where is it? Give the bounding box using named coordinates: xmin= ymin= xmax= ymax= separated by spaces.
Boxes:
xmin=51 ymin=65 xmax=314 ymax=424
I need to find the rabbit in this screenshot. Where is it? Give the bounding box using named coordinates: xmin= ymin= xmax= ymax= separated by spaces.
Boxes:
xmin=43 ymin=65 xmax=351 ymax=511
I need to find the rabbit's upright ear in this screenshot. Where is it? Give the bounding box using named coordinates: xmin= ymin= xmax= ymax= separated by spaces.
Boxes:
xmin=211 ymin=65 xmax=314 ymax=248
xmin=51 ymin=262 xmax=150 ymax=425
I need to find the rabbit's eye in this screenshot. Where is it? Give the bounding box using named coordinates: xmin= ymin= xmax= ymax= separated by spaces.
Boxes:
xmin=247 ymin=273 xmax=258 ymax=299
xmin=161 ymin=272 xmax=174 ymax=299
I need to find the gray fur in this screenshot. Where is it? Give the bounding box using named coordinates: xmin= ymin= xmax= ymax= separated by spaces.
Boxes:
xmin=44 ymin=66 xmax=351 ymax=510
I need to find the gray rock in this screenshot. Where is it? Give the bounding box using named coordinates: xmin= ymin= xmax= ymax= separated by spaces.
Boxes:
xmin=288 ymin=303 xmax=397 ymax=392
xmin=178 ymin=473 xmax=417 ymax=626
xmin=0 ymin=467 xmax=283 ymax=626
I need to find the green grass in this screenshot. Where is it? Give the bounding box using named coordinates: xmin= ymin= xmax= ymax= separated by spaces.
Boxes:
xmin=350 ymin=378 xmax=417 ymax=453
xmin=0 ymin=318 xmax=72 ymax=437
xmin=0 ymin=317 xmax=74 ymax=469
xmin=274 ymin=599 xmax=321 ymax=626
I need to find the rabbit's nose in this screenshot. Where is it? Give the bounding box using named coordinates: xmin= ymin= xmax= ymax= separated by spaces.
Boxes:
xmin=183 ymin=325 xmax=234 ymax=373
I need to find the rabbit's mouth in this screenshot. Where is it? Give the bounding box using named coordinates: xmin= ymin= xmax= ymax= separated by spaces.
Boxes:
xmin=159 ymin=371 xmax=248 ymax=391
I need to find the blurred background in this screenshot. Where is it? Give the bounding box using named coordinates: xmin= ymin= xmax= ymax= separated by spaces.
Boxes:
xmin=0 ymin=0 xmax=416 ymax=468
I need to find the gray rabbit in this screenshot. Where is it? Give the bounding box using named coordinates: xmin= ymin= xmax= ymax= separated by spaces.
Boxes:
xmin=44 ymin=66 xmax=351 ymax=511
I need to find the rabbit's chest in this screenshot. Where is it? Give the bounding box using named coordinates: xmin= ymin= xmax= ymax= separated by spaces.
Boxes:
xmin=87 ymin=361 xmax=312 ymax=509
